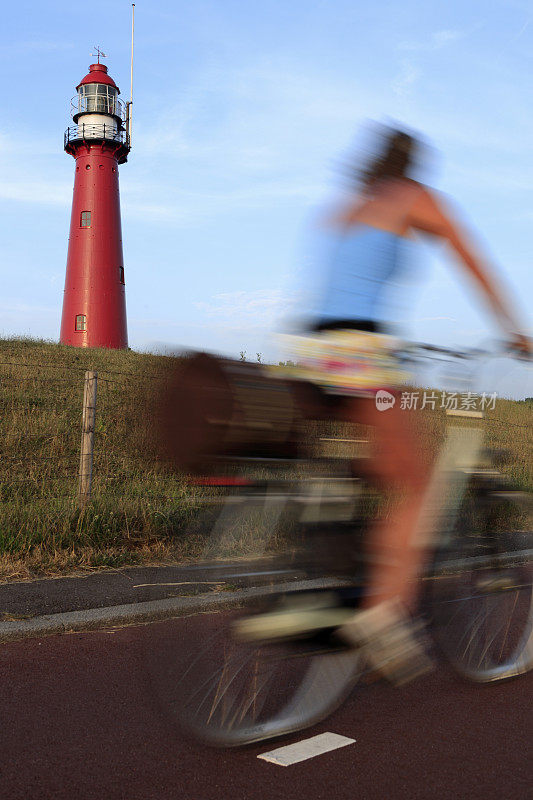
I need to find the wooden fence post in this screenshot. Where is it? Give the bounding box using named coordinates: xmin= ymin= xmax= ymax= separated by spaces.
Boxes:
xmin=78 ymin=370 xmax=98 ymax=507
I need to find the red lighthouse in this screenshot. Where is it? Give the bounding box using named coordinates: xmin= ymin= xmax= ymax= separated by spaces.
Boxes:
xmin=60 ymin=57 xmax=130 ymax=349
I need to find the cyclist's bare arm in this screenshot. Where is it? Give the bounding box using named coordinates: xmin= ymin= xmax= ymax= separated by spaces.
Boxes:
xmin=407 ymin=186 xmax=531 ymax=353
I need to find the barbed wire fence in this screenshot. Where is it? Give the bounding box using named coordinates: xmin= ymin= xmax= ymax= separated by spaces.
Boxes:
xmin=0 ymin=360 xmax=196 ymax=516
xmin=0 ymin=358 xmax=531 ymax=512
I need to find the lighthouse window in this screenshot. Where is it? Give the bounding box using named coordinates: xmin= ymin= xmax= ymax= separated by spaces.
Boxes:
xmin=78 ymin=84 xmax=118 ymax=115
xmin=80 ymin=211 xmax=91 ymax=228
xmin=75 ymin=314 xmax=87 ymax=332
xmin=119 ymin=266 xmax=125 ymax=284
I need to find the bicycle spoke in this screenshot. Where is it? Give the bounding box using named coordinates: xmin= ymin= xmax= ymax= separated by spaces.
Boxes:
xmin=474 ymin=597 xmax=515 ymax=669
xmin=458 ymin=606 xmax=489 ymax=666
xmin=183 ymin=646 xmax=255 ymax=715
xmin=227 ymin=662 xmax=277 ymax=728
xmin=496 ymin=591 xmax=519 ymax=664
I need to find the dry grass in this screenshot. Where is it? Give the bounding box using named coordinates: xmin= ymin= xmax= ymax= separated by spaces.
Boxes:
xmin=0 ymin=337 xmax=531 ymax=580
xmin=0 ymin=337 xmax=208 ymax=579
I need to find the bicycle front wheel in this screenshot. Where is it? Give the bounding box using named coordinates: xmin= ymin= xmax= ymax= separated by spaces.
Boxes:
xmin=146 ymin=487 xmax=362 ymax=747
xmin=430 ymin=488 xmax=533 ymax=682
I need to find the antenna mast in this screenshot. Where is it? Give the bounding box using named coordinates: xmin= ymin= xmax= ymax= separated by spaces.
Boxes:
xmin=126 ymin=4 xmax=135 ymax=145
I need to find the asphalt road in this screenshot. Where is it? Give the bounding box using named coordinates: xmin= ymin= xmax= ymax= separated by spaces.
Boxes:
xmin=0 ymin=559 xmax=300 ymax=619
xmin=0 ymin=613 xmax=531 ymax=800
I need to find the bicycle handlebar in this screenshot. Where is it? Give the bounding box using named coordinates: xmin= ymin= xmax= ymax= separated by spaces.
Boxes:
xmin=399 ymin=341 xmax=532 ymax=363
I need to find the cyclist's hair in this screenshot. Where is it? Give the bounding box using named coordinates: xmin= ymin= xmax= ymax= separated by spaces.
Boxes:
xmin=358 ymin=126 xmax=420 ymax=188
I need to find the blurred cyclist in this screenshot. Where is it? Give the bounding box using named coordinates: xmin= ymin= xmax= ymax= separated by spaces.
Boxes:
xmin=282 ymin=124 xmax=531 ymax=682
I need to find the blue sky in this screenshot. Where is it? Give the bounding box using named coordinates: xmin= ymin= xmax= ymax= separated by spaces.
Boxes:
xmin=0 ymin=0 xmax=532 ymax=396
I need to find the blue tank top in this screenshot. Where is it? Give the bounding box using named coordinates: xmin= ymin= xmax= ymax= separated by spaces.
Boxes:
xmin=313 ymin=224 xmax=413 ymax=325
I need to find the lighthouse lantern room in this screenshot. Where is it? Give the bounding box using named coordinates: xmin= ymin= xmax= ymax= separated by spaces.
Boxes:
xmin=60 ymin=52 xmax=130 ymax=349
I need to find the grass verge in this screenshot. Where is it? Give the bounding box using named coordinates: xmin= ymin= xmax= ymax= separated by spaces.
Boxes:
xmin=0 ymin=337 xmax=531 ymax=580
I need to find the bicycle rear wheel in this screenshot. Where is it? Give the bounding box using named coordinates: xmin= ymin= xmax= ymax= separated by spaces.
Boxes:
xmin=430 ymin=487 xmax=533 ymax=682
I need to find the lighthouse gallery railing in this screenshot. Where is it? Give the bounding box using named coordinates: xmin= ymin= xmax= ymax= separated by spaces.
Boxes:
xmin=64 ymin=124 xmax=130 ymax=149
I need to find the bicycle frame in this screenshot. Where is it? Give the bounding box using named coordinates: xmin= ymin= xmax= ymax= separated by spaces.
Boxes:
xmin=161 ymin=349 xmax=532 ymax=748
xmin=414 ymin=410 xmax=485 ymax=551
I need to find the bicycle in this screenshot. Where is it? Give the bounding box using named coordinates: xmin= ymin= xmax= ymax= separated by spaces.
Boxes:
xmin=147 ymin=345 xmax=532 ymax=747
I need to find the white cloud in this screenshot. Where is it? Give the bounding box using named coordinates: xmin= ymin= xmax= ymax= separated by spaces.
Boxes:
xmin=398 ymin=29 xmax=465 ymax=52
xmin=194 ymin=288 xmax=292 ymax=328
xmin=392 ymin=28 xmax=465 ymax=99
xmin=391 ymin=60 xmax=420 ymax=98
xmin=0 ymin=179 xmax=71 ymax=207
xmin=121 ymin=199 xmax=192 ymax=224
xmin=122 ymin=177 xmax=325 ymax=226
xmin=0 ymin=301 xmax=60 ymax=340
xmin=0 ymin=131 xmax=71 ymax=207
xmin=0 ymin=301 xmax=58 ymax=315
xmin=133 ymin=57 xmax=381 ymax=177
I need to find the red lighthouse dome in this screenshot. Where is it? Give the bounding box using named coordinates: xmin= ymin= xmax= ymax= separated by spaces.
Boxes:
xmin=60 ymin=59 xmax=130 ymax=349
xmin=77 ymin=62 xmax=119 ymax=90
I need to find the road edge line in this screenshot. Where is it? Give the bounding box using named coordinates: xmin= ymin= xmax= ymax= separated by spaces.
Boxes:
xmin=0 ymin=578 xmax=338 ymax=643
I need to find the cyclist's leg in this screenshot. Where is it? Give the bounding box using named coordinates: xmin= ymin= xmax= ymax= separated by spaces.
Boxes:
xmin=339 ymin=396 xmax=434 ymax=682
xmin=350 ymin=393 xmax=430 ymax=611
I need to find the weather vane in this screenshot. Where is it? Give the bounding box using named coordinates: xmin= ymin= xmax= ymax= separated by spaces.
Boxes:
xmin=92 ymin=46 xmax=107 ymax=64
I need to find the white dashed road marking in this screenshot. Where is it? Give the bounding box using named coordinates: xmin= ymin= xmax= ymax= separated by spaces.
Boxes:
xmin=257 ymin=732 xmax=356 ymax=766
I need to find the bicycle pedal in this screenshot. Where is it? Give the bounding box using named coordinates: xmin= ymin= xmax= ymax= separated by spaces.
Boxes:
xmin=233 ymin=606 xmax=354 ymax=643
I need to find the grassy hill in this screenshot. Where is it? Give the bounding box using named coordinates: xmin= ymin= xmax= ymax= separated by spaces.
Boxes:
xmin=0 ymin=337 xmax=531 ymax=580
xmin=0 ymin=337 xmax=200 ymax=579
